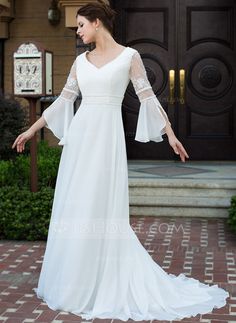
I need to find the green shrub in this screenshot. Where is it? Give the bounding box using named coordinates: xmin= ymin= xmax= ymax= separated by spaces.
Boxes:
xmin=227 ymin=196 xmax=236 ymax=232
xmin=0 ymin=95 xmax=28 ymax=160
xmin=37 ymin=140 xmax=62 ymax=188
xmin=0 ymin=140 xmax=61 ymax=189
xmin=0 ymin=185 xmax=54 ymax=240
xmin=0 ymin=140 xmax=62 ymax=240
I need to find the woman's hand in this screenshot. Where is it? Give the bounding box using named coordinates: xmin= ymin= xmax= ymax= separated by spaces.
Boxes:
xmin=164 ymin=122 xmax=189 ymax=162
xmin=12 ymin=129 xmax=35 ymax=153
xmin=168 ymin=134 xmax=189 ymax=162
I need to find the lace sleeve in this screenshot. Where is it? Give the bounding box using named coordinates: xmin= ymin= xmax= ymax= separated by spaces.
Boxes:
xmin=42 ymin=58 xmax=80 ymax=146
xmin=129 ymin=50 xmax=171 ymax=143
xmin=60 ymin=59 xmax=80 ymax=101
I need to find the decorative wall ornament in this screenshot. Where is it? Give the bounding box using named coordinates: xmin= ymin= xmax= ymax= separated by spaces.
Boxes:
xmin=13 ymin=42 xmax=53 ymax=97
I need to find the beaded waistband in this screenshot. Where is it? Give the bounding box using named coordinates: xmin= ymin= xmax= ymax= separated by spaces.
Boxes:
xmin=81 ymin=95 xmax=123 ymax=106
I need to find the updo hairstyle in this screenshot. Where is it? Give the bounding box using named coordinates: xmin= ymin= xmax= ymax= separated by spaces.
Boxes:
xmin=76 ymin=0 xmax=117 ymax=35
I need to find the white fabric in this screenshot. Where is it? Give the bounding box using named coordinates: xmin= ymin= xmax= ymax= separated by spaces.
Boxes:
xmin=42 ymin=59 xmax=79 ymax=145
xmin=129 ymin=50 xmax=171 ymax=142
xmin=33 ymin=46 xmax=229 ymax=321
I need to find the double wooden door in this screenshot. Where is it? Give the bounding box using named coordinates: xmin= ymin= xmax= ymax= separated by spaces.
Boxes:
xmin=112 ymin=0 xmax=236 ymax=160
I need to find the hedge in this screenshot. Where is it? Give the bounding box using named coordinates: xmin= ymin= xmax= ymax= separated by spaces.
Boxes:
xmin=0 ymin=185 xmax=54 ymax=240
xmin=0 ymin=140 xmax=61 ymax=240
xmin=227 ymin=196 xmax=236 ymax=232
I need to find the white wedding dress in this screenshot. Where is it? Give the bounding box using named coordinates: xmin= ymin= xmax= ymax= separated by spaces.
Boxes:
xmin=33 ymin=46 xmax=229 ymax=321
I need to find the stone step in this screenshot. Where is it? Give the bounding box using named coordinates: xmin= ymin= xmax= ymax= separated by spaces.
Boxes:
xmin=128 ymin=178 xmax=235 ymax=218
xmin=129 ymin=196 xmax=230 ymax=208
xmin=129 ymin=206 xmax=228 ymax=218
xmin=129 ymin=178 xmax=236 ymax=189
xmin=130 ymin=187 xmax=236 ymax=198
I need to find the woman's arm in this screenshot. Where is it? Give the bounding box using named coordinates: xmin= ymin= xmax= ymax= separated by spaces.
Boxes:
xmin=30 ymin=115 xmax=47 ymax=133
xmin=11 ymin=115 xmax=46 ymax=153
xmin=12 ymin=58 xmax=80 ymax=153
xmin=129 ymin=50 xmax=189 ymax=162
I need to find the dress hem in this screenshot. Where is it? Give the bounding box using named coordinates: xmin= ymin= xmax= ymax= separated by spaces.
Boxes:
xmin=32 ymin=286 xmax=229 ymax=322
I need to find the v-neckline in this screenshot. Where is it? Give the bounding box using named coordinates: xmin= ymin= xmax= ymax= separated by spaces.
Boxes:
xmin=84 ymin=47 xmax=129 ymax=70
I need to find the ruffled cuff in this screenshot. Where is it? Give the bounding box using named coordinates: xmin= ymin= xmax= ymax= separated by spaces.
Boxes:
xmin=42 ymin=96 xmax=74 ymax=146
xmin=134 ymin=95 xmax=170 ymax=143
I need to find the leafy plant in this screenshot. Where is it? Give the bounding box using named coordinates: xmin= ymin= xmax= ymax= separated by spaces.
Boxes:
xmin=0 ymin=140 xmax=62 ymax=240
xmin=227 ymin=196 xmax=236 ymax=232
xmin=0 ymin=95 xmax=28 ymax=160
xmin=0 ymin=185 xmax=54 ymax=240
xmin=0 ymin=140 xmax=61 ymax=189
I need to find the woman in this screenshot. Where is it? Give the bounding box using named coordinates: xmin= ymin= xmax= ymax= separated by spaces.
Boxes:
xmin=12 ymin=1 xmax=229 ymax=321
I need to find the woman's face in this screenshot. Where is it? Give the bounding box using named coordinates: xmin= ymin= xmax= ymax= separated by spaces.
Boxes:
xmin=76 ymin=15 xmax=98 ymax=43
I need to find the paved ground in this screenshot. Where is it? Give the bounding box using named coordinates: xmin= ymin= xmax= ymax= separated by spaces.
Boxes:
xmin=128 ymin=160 xmax=236 ymax=180
xmin=1 ymin=160 xmax=236 ymax=322
xmin=0 ymin=216 xmax=235 ymax=323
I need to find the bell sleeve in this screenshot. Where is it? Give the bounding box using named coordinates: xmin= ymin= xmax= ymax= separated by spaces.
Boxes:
xmin=129 ymin=50 xmax=171 ymax=143
xmin=42 ymin=58 xmax=80 ymax=146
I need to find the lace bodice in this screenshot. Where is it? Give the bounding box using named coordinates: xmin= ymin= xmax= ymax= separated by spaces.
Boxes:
xmin=42 ymin=47 xmax=171 ymax=145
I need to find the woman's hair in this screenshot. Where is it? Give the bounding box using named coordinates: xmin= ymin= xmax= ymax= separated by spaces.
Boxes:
xmin=76 ymin=0 xmax=117 ymax=35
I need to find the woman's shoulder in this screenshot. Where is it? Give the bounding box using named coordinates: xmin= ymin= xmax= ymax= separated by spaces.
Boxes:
xmin=76 ymin=51 xmax=86 ymax=59
xmin=127 ymin=46 xmax=136 ymax=50
xmin=74 ymin=46 xmax=138 ymax=63
xmin=126 ymin=46 xmax=138 ymax=54
xmin=126 ymin=47 xmax=140 ymax=60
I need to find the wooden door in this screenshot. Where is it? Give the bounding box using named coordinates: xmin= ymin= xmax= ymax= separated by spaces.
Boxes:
xmin=112 ymin=0 xmax=236 ymax=160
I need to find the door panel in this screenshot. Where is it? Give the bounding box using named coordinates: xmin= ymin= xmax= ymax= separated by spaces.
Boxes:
xmin=178 ymin=0 xmax=236 ymax=159
xmin=113 ymin=0 xmax=176 ymax=160
xmin=112 ymin=0 xmax=236 ymax=160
